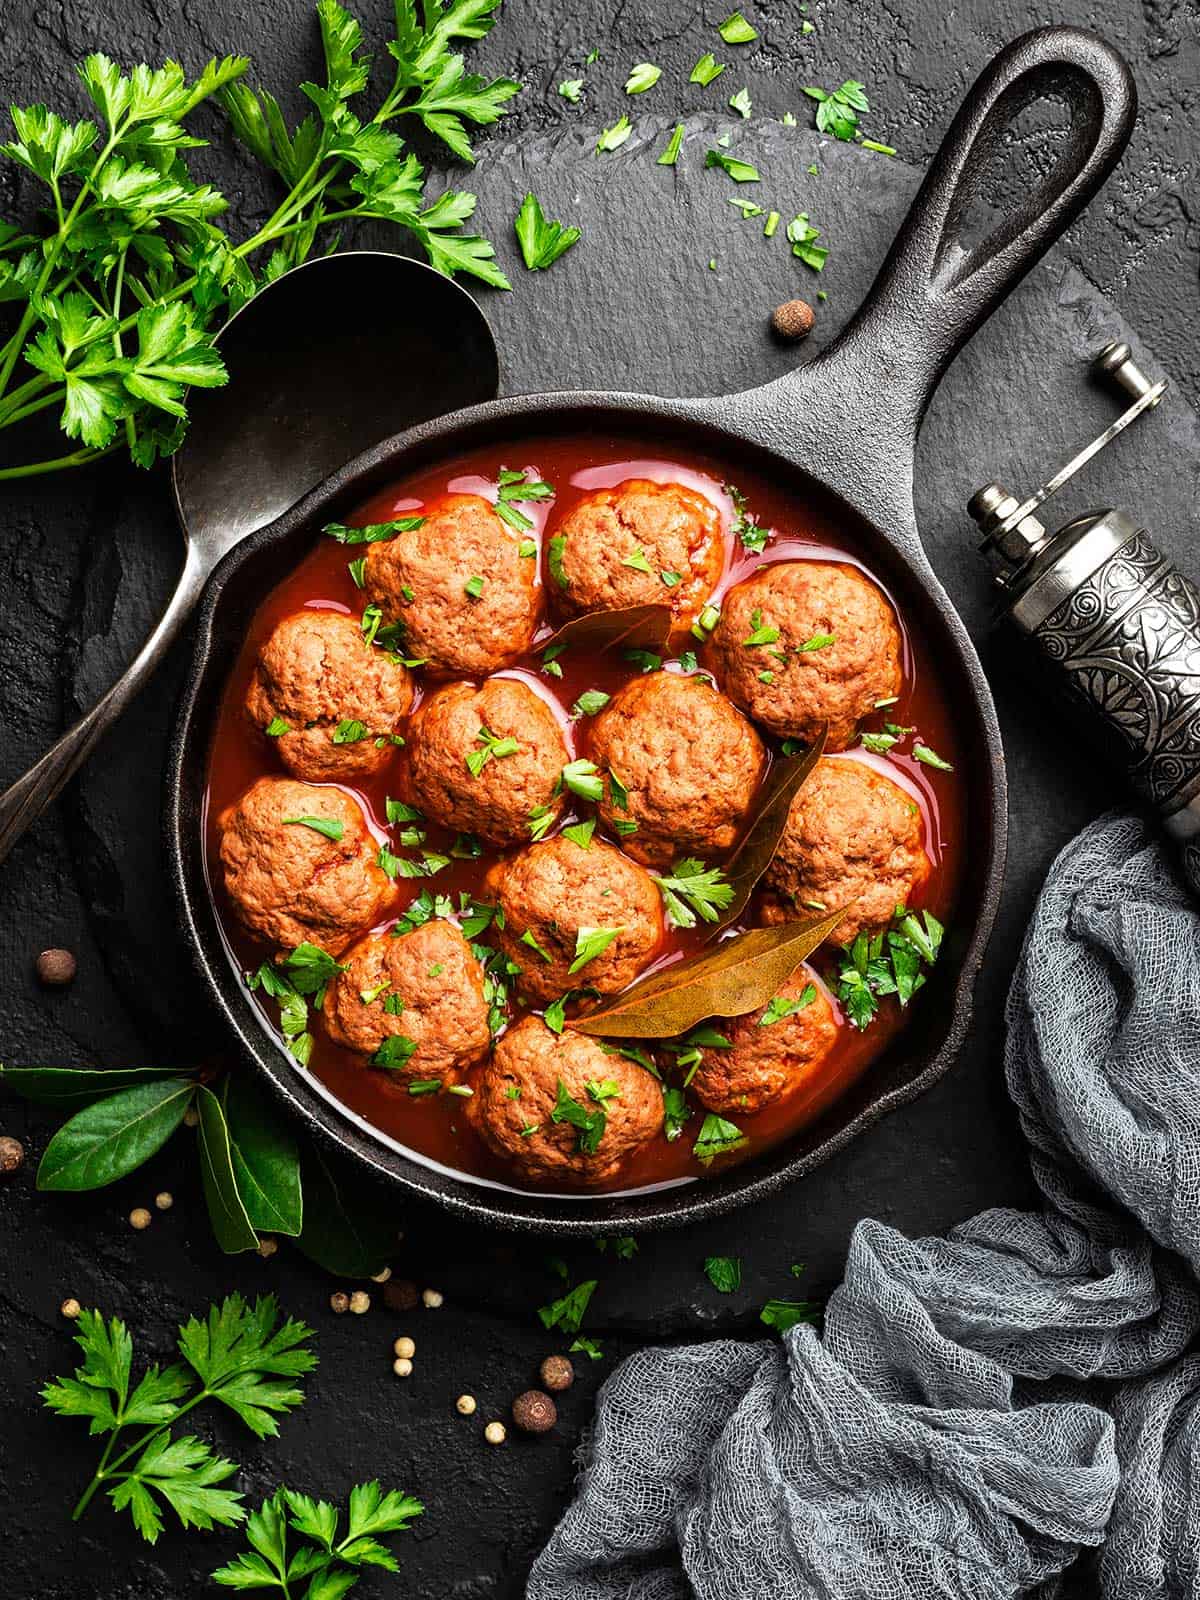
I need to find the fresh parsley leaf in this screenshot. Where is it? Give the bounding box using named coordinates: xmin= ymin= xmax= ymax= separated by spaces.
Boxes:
xmin=562 ymin=818 xmax=596 ymax=850
xmin=572 ymin=689 xmax=610 ymax=718
xmin=386 ymin=797 xmax=423 ymax=824
xmin=742 ymin=607 xmax=780 ymax=647
xmin=569 ymin=1334 xmax=604 ymax=1360
xmin=913 ymin=742 xmax=953 ymax=771
xmin=662 ymin=1084 xmax=691 ymax=1140
xmin=860 ymin=730 xmax=899 ymax=754
xmin=495 ymin=466 xmax=555 ymax=529
xmin=466 ymin=724 xmax=521 ymax=777
xmin=373 ymin=1035 xmax=419 ymax=1071
xmin=729 ymin=86 xmax=752 ymax=119
xmin=537 ymin=1278 xmax=597 ymax=1335
xmin=263 ymin=716 xmax=291 ymax=737
xmin=595 ymin=1234 xmax=637 ymax=1258
xmin=568 ymin=926 xmax=623 ymax=975
xmin=547 ymin=535 xmax=570 ymax=591
xmin=625 ymin=63 xmax=662 ymax=94
xmin=691 ymin=53 xmax=726 ymax=85
xmin=653 ymin=858 xmax=734 ymax=929
xmin=514 ymin=191 xmax=581 ymax=271
xmin=550 ymin=1079 xmax=606 ymax=1153
xmin=802 ymin=78 xmax=870 ymax=141
xmin=833 ymin=910 xmax=945 ymax=1028
xmin=527 ymin=803 xmax=556 ymax=841
xmin=330 ymin=718 xmax=368 ymax=744
xmin=558 ymin=78 xmax=583 ymax=102
xmin=596 ymin=115 xmax=632 ymax=153
xmin=718 ymin=11 xmax=758 ymax=44
xmin=704 ymin=1255 xmax=742 ymax=1292
xmin=558 ymin=758 xmax=604 ymax=804
xmin=212 ymin=1482 xmax=422 ymax=1591
xmin=705 ymin=148 xmax=759 ymax=183
xmin=693 ymin=1113 xmax=748 ymax=1163
xmin=760 ymin=1297 xmax=819 ymax=1332
xmin=282 ymin=815 xmax=344 ymax=842
xmin=787 ymin=213 xmax=827 ymax=271
xmin=323 ymin=516 xmax=425 ymax=544
xmin=658 ymin=122 xmax=685 ymax=164
xmin=760 ymin=986 xmax=816 ymax=1025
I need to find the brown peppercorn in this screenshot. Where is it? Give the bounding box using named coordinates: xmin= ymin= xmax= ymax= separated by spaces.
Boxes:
xmin=512 ymin=1389 xmax=557 ymax=1435
xmin=382 ymin=1278 xmax=420 ymax=1313
xmin=770 ymin=298 xmax=815 ymax=341
xmin=330 ymin=1291 xmax=351 ymax=1314
xmin=60 ymin=1297 xmax=82 ymax=1319
xmin=539 ymin=1354 xmax=574 ymax=1393
xmin=35 ymin=947 xmax=77 ymax=987
xmin=0 ymin=1135 xmax=24 ymax=1180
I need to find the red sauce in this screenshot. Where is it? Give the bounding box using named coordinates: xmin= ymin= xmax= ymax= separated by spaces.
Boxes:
xmin=203 ymin=430 xmax=964 ymax=1198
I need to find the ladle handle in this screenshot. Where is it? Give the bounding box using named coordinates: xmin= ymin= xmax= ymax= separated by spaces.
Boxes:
xmin=0 ymin=546 xmax=207 ymax=867
xmin=796 ymin=27 xmax=1137 ymax=440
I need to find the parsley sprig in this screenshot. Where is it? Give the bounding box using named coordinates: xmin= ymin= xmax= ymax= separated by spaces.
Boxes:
xmin=212 ymin=1482 xmax=423 ymax=1593
xmin=44 ymin=1295 xmax=316 ymax=1542
xmin=653 ymin=858 xmax=735 ymax=929
xmin=833 ymin=908 xmax=945 ymax=1029
xmin=0 ymin=0 xmax=518 ymax=478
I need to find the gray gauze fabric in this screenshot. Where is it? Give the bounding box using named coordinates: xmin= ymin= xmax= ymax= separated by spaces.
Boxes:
xmin=528 ymin=814 xmax=1200 ymax=1600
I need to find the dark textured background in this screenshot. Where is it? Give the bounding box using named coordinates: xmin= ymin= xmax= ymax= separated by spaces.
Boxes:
xmin=1 ymin=2 xmax=1197 ymax=1595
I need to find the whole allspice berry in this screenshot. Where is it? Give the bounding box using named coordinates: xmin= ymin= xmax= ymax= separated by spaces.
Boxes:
xmin=539 ymin=1354 xmax=574 ymax=1393
xmin=382 ymin=1278 xmax=421 ymax=1313
xmin=35 ymin=947 xmax=77 ymax=987
xmin=0 ymin=1136 xmax=24 ymax=1181
xmin=770 ymin=298 xmax=815 ymax=341
xmin=512 ymin=1389 xmax=557 ymax=1435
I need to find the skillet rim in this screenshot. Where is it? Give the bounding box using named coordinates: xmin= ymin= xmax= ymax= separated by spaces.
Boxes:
xmin=164 ymin=387 xmax=1008 ymax=1235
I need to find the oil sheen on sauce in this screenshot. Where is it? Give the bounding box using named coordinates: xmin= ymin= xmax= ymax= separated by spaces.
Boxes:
xmin=204 ymin=430 xmax=964 ymax=1197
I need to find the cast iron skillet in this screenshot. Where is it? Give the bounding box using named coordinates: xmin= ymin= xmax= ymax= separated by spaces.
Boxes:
xmin=167 ymin=27 xmax=1136 ymax=1233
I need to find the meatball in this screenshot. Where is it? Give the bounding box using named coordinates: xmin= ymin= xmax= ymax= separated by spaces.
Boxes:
xmin=482 ymin=837 xmax=665 ymax=1005
xmin=245 ymin=609 xmax=414 ymax=781
xmin=470 ymin=1015 xmax=663 ymax=1186
xmin=585 ymin=670 xmax=766 ymax=867
xmin=709 ymin=561 xmax=902 ymax=749
xmin=686 ymin=968 xmax=838 ymax=1114
xmin=218 ymin=777 xmax=398 ymax=956
xmin=323 ymin=919 xmax=491 ymax=1083
xmin=403 ymin=677 xmax=569 ymax=844
xmin=549 ymin=480 xmax=723 ymax=639
xmin=363 ymin=493 xmax=541 ymax=676
xmin=761 ymin=757 xmax=930 ymax=945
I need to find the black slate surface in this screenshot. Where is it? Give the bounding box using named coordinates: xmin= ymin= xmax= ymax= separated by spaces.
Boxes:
xmin=1 ymin=2 xmax=1198 ymax=1595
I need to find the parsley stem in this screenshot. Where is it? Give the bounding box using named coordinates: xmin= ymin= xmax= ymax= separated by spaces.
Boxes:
xmin=0 ymin=443 xmax=117 ymax=479
xmin=70 ymin=1384 xmax=217 ymax=1521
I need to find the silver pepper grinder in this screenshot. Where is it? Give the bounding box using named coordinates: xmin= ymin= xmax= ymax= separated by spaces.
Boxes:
xmin=968 ymin=344 xmax=1200 ymax=892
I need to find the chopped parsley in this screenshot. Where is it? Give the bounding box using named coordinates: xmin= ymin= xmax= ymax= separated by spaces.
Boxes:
xmin=495 ymin=467 xmax=555 ymax=532
xmin=588 ymin=1078 xmax=621 ymax=1102
xmin=914 ymin=743 xmax=953 ymax=771
xmin=572 ymin=689 xmax=610 ymax=718
xmin=537 ymin=1278 xmax=597 ymax=1335
xmin=595 ymin=1234 xmax=638 ymax=1258
xmin=558 ymin=758 xmax=605 ymax=804
xmin=663 ymin=1085 xmax=691 ymax=1141
xmin=383 ymin=994 xmax=406 ymax=1016
xmin=622 ymin=647 xmax=662 ymax=673
xmin=833 ymin=909 xmax=945 ymax=1029
xmin=705 ymin=149 xmax=760 ymax=183
xmin=514 ymin=192 xmax=581 ymax=271
xmin=463 ymin=574 xmax=485 ymax=600
xmin=692 ymin=603 xmax=721 ymax=641
xmin=693 ymin=1113 xmax=748 ymax=1163
xmin=691 ymin=53 xmax=726 ymax=86
xmin=521 ymin=928 xmax=554 ymax=963
xmin=621 ymin=547 xmax=655 ymax=576
xmin=550 ymin=1079 xmax=607 ymax=1153
xmin=860 ymin=730 xmax=899 ymax=754
xmin=569 ymin=926 xmax=623 ymax=975
xmin=451 ymin=832 xmax=482 ymax=859
xmin=527 ymin=803 xmax=556 ymax=841
xmin=704 ymin=1255 xmax=742 ymax=1293
xmin=718 ymin=10 xmax=758 ymax=43
xmin=518 ymin=537 xmax=537 ymax=557
xmin=547 ymin=537 xmax=570 ymax=591
xmin=543 ymin=993 xmax=569 ymax=1033
xmin=570 ymin=1334 xmax=604 ymax=1360
xmin=282 ymin=815 xmax=343 ymax=842
xmin=763 ymin=210 xmax=780 ymax=237
xmin=322 ymin=516 xmax=425 ymax=544
xmin=347 ymin=556 xmax=367 ymax=588
xmin=558 ymin=78 xmax=583 ymax=102
xmin=596 ymin=115 xmax=632 ymax=154
xmin=802 ymin=79 xmax=869 ymax=141
xmin=658 ymin=123 xmax=685 ymax=165
xmin=742 ymin=608 xmax=779 ymax=647
xmin=728 ymin=86 xmax=752 ymax=119
xmin=653 ymin=858 xmax=734 ymax=928
xmin=407 ymin=1078 xmax=441 ymax=1096
xmin=466 ymin=724 xmax=522 ymax=778
xmin=760 ymin=1297 xmax=819 ymax=1332
xmin=331 ymin=719 xmax=369 ymax=744
xmin=563 ymin=818 xmax=596 ymax=850
xmin=787 ymin=213 xmax=827 ymax=271
xmin=264 ymin=716 xmax=290 ymax=737
xmin=729 ymin=197 xmax=764 ymax=218
xmin=798 ymin=632 xmax=835 ymax=652
xmin=660 ymin=570 xmax=682 ymax=587
xmin=386 ymin=798 xmax=423 ymax=824
xmin=760 ymin=985 xmax=816 ymax=1026
xmin=373 ymin=1035 xmax=418 ymax=1071
xmin=624 ymin=63 xmax=661 ymax=94
xmin=725 ymin=482 xmax=768 ymax=553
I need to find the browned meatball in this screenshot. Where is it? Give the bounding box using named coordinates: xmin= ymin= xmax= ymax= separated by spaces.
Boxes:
xmin=323 ymin=919 xmax=491 ymax=1083
xmin=403 ymin=677 xmax=569 ymax=844
xmin=761 ymin=757 xmax=930 ymax=945
xmin=363 ymin=493 xmax=541 ymax=676
xmin=218 ymin=777 xmax=397 ymax=956
xmin=470 ymin=1015 xmax=663 ymax=1186
xmin=245 ymin=609 xmax=414 ymax=781
xmin=549 ymin=480 xmax=723 ymax=639
xmin=482 ymin=837 xmax=665 ymax=1005
xmin=709 ymin=561 xmax=902 ymax=748
xmin=686 ymin=968 xmax=838 ymax=1114
xmin=586 ymin=670 xmax=766 ymax=867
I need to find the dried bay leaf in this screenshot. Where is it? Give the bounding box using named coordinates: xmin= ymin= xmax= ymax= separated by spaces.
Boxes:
xmin=569 ymin=908 xmax=848 ymax=1039
xmin=537 ymin=603 xmax=673 ymax=661
xmin=717 ymin=725 xmax=827 ymax=930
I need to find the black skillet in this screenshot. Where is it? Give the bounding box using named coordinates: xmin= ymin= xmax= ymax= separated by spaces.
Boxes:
xmin=167 ymin=27 xmax=1137 ymax=1234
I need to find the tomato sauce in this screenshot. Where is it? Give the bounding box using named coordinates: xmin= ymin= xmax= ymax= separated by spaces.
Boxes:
xmin=203 ymin=429 xmax=964 ymax=1197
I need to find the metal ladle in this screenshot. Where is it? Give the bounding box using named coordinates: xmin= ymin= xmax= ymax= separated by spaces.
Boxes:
xmin=0 ymin=251 xmax=499 ymax=865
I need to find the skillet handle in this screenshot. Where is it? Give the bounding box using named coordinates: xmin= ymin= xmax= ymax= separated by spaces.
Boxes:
xmin=803 ymin=27 xmax=1136 ymax=440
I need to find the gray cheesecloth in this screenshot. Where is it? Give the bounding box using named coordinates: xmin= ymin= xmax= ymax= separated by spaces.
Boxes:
xmin=528 ymin=813 xmax=1200 ymax=1599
